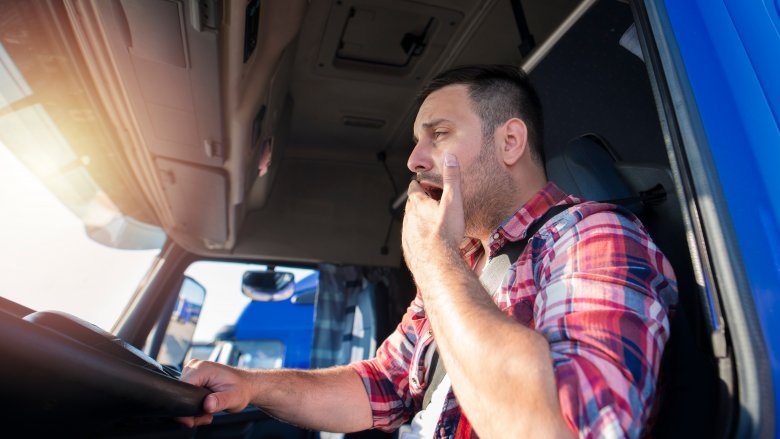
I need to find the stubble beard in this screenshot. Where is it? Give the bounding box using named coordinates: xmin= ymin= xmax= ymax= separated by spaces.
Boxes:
xmin=461 ymin=142 xmax=516 ymax=239
xmin=415 ymin=141 xmax=516 ymax=240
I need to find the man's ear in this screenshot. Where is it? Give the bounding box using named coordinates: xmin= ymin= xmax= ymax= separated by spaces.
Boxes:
xmin=499 ymin=118 xmax=529 ymax=166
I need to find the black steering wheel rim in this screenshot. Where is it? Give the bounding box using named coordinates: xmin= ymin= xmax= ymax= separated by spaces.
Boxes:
xmin=0 ymin=309 xmax=209 ymax=430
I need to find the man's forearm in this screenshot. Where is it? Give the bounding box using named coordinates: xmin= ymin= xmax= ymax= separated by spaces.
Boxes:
xmin=248 ymin=365 xmax=373 ymax=433
xmin=417 ymin=245 xmax=574 ymax=439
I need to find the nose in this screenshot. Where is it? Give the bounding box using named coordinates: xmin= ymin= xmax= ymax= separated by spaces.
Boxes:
xmin=407 ymin=141 xmax=433 ymax=173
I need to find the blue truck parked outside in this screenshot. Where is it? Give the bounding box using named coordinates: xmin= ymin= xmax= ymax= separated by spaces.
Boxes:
xmin=208 ymin=272 xmax=317 ymax=370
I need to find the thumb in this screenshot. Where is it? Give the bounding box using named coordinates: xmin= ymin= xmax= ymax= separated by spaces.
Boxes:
xmin=203 ymin=393 xmax=222 ymax=413
xmin=441 ymin=153 xmax=462 ymax=207
xmin=204 ymin=391 xmax=243 ymax=414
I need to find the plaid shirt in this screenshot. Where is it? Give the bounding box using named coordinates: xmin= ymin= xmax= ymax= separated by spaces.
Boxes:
xmin=350 ymin=182 xmax=677 ymax=438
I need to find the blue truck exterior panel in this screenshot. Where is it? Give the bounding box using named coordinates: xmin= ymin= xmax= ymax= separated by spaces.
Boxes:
xmin=664 ymin=0 xmax=780 ymax=426
xmin=234 ymin=273 xmax=317 ymax=369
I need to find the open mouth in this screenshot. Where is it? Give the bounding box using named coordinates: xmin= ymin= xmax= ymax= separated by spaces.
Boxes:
xmin=419 ymin=181 xmax=443 ymax=201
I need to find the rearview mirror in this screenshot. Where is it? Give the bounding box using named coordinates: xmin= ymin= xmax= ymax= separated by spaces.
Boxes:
xmin=242 ymin=270 xmax=295 ymax=301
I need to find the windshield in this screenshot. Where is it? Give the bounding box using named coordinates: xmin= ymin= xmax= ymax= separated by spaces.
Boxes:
xmin=0 ymin=3 xmax=164 ymax=330
xmin=0 ymin=144 xmax=160 ymax=330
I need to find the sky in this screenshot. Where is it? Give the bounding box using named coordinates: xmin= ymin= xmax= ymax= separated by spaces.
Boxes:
xmin=0 ymin=143 xmax=159 ymax=329
xmin=0 ymin=142 xmax=314 ymax=341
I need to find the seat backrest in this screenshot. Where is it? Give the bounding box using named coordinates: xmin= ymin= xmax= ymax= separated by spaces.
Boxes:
xmin=547 ymin=134 xmax=721 ymax=438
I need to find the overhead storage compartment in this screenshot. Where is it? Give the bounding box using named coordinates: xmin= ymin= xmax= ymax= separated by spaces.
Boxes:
xmin=96 ymin=0 xmax=224 ymax=167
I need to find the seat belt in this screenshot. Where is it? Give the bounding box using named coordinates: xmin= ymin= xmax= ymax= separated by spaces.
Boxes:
xmin=421 ymin=203 xmax=572 ymax=410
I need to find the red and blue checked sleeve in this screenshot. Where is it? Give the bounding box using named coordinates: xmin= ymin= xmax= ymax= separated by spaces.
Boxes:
xmin=349 ymin=294 xmax=425 ymax=431
xmin=533 ymin=209 xmax=677 ymax=438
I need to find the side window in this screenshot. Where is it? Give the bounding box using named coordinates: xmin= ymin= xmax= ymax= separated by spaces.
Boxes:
xmin=156 ymin=276 xmax=206 ymax=366
xmin=181 ymin=261 xmax=318 ymax=370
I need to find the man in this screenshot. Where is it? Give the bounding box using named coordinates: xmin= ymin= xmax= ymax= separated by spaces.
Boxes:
xmin=178 ymin=65 xmax=677 ymax=438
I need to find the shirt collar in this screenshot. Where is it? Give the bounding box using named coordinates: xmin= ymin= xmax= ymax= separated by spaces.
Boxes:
xmin=459 ymin=182 xmax=572 ymax=263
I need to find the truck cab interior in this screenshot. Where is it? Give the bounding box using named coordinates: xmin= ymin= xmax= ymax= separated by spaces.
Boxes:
xmin=0 ymin=0 xmax=765 ymax=437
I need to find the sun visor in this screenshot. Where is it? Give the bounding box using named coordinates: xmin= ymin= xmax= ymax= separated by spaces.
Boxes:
xmin=96 ymin=0 xmax=224 ymax=167
xmin=155 ymin=158 xmax=228 ymax=245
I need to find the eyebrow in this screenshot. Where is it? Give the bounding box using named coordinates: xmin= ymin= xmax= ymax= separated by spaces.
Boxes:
xmin=413 ymin=118 xmax=453 ymax=143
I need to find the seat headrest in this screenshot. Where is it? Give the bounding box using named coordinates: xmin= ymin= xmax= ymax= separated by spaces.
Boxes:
xmin=546 ymin=134 xmax=634 ymax=202
xmin=547 ymin=134 xmax=686 ymax=276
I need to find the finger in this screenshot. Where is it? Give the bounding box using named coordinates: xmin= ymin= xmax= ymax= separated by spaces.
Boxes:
xmin=174 ymin=413 xmax=214 ymax=428
xmin=193 ymin=413 xmax=214 ymax=426
xmin=204 ymin=393 xmax=221 ymax=413
xmin=180 ymin=370 xmax=211 ymax=389
xmin=406 ymin=180 xmax=425 ymax=199
xmin=180 ymin=360 xmax=225 ymax=390
xmin=174 ymin=416 xmax=195 ymax=428
xmin=204 ymin=390 xmax=246 ymax=414
xmin=179 ymin=359 xmax=204 ymax=383
xmin=441 ymin=153 xmax=462 ymax=209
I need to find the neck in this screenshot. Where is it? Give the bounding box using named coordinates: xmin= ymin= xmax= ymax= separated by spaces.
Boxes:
xmin=474 ymin=174 xmax=547 ymax=254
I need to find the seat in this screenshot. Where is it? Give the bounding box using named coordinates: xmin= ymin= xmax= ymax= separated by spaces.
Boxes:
xmin=547 ymin=134 xmax=720 ymax=438
xmin=546 ymin=134 xmax=635 ymax=204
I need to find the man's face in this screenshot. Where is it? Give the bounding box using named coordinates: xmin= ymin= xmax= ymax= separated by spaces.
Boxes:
xmin=408 ymin=84 xmax=513 ymax=237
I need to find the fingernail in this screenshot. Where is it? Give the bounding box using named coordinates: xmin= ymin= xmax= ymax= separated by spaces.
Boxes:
xmin=205 ymin=394 xmax=217 ymax=413
xmin=444 ymin=153 xmax=458 ymax=167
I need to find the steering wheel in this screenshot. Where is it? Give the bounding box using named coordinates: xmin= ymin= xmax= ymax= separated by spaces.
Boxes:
xmin=0 ymin=308 xmax=209 ymax=431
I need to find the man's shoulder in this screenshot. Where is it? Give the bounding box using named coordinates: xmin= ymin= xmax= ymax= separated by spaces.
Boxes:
xmin=527 ymin=199 xmax=676 ymax=296
xmin=535 ymin=201 xmax=644 ymax=242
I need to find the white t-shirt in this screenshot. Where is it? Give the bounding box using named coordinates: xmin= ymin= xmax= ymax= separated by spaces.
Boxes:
xmin=398 ymin=374 xmax=451 ymax=439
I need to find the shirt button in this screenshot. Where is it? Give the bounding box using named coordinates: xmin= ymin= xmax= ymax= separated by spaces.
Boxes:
xmin=411 ymin=377 xmax=418 ymax=385
xmin=493 ymin=233 xmax=500 ymax=239
xmin=428 ymin=330 xmax=433 ymax=336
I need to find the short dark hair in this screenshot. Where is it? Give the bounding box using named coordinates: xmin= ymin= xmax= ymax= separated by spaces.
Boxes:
xmin=415 ymin=64 xmax=545 ymax=165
